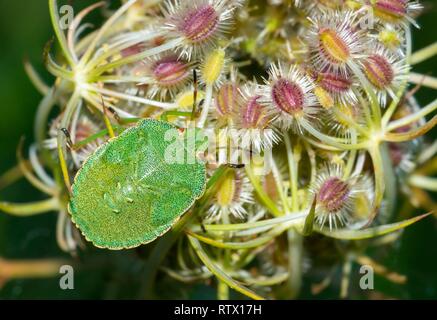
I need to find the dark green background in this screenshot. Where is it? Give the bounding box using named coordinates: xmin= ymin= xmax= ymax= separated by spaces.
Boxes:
xmin=0 ymin=0 xmax=436 ymax=299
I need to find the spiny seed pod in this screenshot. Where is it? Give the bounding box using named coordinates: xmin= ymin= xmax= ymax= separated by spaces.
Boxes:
xmin=313 ymin=70 xmax=357 ymax=106
xmin=363 ymin=55 xmax=395 ymax=90
xmin=44 ymin=115 xmax=102 ymax=167
xmin=207 ymin=169 xmax=253 ymax=221
xmin=242 ymin=95 xmax=267 ymax=129
xmin=181 ymin=5 xmax=219 ymax=43
xmin=328 ymin=103 xmax=363 ymax=137
xmin=217 ymin=170 xmax=240 ymax=206
xmin=152 ymin=55 xmax=190 ymax=87
xmin=237 ymin=85 xmax=279 ymax=151
xmin=272 ymin=78 xmax=305 ymax=114
xmin=319 ymin=28 xmax=351 ymax=64
xmin=163 ymin=0 xmax=240 ymax=58
xmin=133 ymin=55 xmax=191 ymax=99
xmin=361 ymin=45 xmax=408 ymax=106
xmin=371 ymin=0 xmax=422 ymax=26
xmin=215 ymin=82 xmax=240 ymax=119
xmin=316 ymin=71 xmax=352 ymax=94
xmin=317 ymin=177 xmax=351 ymax=212
xmin=307 ymin=11 xmax=366 ymax=76
xmin=260 ymin=63 xmax=318 ymax=131
xmin=310 ymin=165 xmax=373 ymax=230
xmin=314 ymin=86 xmax=334 ymax=109
xmin=201 ymin=48 xmax=226 ymax=86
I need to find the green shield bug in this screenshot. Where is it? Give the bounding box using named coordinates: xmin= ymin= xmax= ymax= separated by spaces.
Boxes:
xmin=68 ymin=119 xmax=207 ymax=250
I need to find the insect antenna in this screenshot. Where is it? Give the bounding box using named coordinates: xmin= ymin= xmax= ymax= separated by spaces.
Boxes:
xmin=107 ymin=106 xmax=122 ymax=123
xmin=197 ymin=215 xmax=207 ymax=233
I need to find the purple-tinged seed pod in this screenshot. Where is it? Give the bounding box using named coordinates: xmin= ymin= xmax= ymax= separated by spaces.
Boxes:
xmin=363 ymin=55 xmax=395 ymax=90
xmin=306 ymin=11 xmax=367 ymax=77
xmin=242 ymin=95 xmax=268 ymax=129
xmin=373 ymin=0 xmax=422 ymax=26
xmin=309 ymin=165 xmax=373 ymax=230
xmin=360 ymin=44 xmax=409 ymax=107
xmin=152 ymin=55 xmax=190 ymax=87
xmin=215 ymin=83 xmax=240 ymax=118
xmin=271 ymin=78 xmax=305 ymax=115
xmin=259 ymin=63 xmax=319 ymax=131
xmin=180 ymin=5 xmax=219 ymax=43
xmin=317 ymin=72 xmax=352 ymax=94
xmin=317 ymin=177 xmax=351 ymax=212
xmin=162 ymin=0 xmax=241 ymax=58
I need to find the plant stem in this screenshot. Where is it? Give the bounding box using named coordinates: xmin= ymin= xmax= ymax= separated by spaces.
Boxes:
xmin=386 ymin=98 xmax=437 ymax=132
xmin=0 ymin=197 xmax=59 ymax=216
xmin=217 ymin=280 xmax=229 ymax=300
xmin=410 ymin=42 xmax=437 ymax=65
xmin=285 ymin=229 xmax=303 ymax=299
xmin=188 ymin=236 xmax=266 ymax=300
xmin=245 ymin=165 xmax=282 ymax=217
xmin=48 ymin=0 xmax=75 ymax=66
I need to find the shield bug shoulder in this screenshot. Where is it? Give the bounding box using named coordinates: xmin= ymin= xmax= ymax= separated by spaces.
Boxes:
xmin=68 ymin=119 xmax=207 ymax=250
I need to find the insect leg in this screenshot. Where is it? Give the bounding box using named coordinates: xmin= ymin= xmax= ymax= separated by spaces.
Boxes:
xmin=159 ymin=70 xmax=204 ymax=124
xmin=107 ymin=106 xmax=141 ymax=125
xmin=160 ymin=111 xmax=195 ymax=122
xmin=63 ymin=127 xmax=107 ymax=151
xmin=101 ymin=96 xmax=116 ymax=138
xmin=191 ymin=69 xmax=198 ymax=121
xmin=57 ymin=130 xmax=72 ymax=192
xmin=60 ymin=128 xmax=74 ymax=149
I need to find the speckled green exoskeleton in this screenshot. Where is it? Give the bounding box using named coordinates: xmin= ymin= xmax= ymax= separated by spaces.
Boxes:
xmin=68 ymin=119 xmax=207 ymax=250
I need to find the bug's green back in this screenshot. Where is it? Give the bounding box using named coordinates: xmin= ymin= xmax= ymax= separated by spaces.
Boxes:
xmin=69 ymin=119 xmax=206 ymax=249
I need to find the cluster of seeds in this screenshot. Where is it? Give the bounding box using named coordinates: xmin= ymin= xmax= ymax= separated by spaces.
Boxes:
xmin=1 ymin=0 xmax=436 ymax=299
